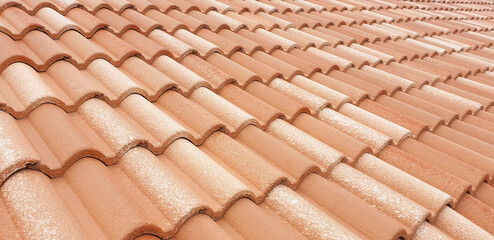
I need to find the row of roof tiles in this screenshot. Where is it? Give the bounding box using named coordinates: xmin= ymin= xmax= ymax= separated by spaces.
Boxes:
xmin=1 ymin=0 xmax=494 ymax=240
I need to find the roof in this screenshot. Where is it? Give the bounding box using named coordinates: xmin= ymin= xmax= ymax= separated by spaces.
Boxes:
xmin=0 ymin=0 xmax=494 ymax=239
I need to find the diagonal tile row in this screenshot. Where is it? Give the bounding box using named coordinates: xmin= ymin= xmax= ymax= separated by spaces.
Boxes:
xmin=2 ymin=0 xmax=494 ymax=239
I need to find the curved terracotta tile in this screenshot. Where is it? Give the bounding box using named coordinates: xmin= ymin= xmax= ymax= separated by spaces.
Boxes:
xmin=202 ymin=131 xmax=287 ymax=197
xmin=165 ymin=140 xmax=253 ymax=215
xmin=474 ymin=182 xmax=494 ymax=209
xmin=217 ymin=29 xmax=264 ymax=55
xmin=239 ymin=12 xmax=281 ymax=30
xmin=330 ymin=25 xmax=380 ymax=44
xmin=264 ymin=185 xmax=362 ymax=240
xmin=379 ymin=145 xmax=470 ymax=206
xmin=119 ymin=94 xmax=192 ymax=150
xmin=121 ymin=29 xmax=172 ymax=61
xmin=271 ymin=28 xmax=316 ymax=50
xmin=118 ymin=147 xmax=206 ymax=225
xmin=144 ymin=9 xmax=186 ymax=34
xmin=412 ymin=222 xmax=452 ymax=240
xmin=230 ymin=51 xmax=282 ymax=83
xmin=89 ymin=29 xmax=142 ymax=65
xmin=251 ymin=1 xmax=289 ymax=14
xmin=267 ymin=119 xmax=344 ymax=174
xmin=174 ymin=214 xmax=231 ymax=240
xmin=78 ymin=0 xmax=133 ymax=13
xmin=224 ymin=11 xmax=263 ymax=31
xmin=223 ymin=198 xmax=307 ymax=240
xmin=448 ymin=76 xmax=494 ymax=101
xmin=207 ymin=11 xmax=246 ymax=32
xmin=355 ymin=153 xmax=452 ymax=221
xmin=189 ymin=87 xmax=258 ymax=135
xmin=296 ymin=12 xmax=334 ymax=28
xmin=0 ymin=7 xmax=44 ymax=40
xmin=273 ymin=12 xmax=321 ymax=29
xmin=155 ymin=90 xmax=225 ymax=141
xmin=301 ymin=27 xmax=345 ymax=47
xmin=174 ymin=28 xmax=221 ymax=58
xmin=0 ymin=57 xmax=186 ymax=118
xmin=435 ymin=81 xmax=493 ymax=111
xmin=196 ymin=29 xmax=241 ymax=57
xmin=291 ymin=75 xmax=351 ymax=110
xmin=376 ymin=63 xmax=436 ymax=88
xmin=289 ymin=48 xmax=341 ymax=73
xmin=293 ymin=113 xmax=371 ymax=162
xmin=298 ymin=174 xmax=408 ymax=240
xmin=329 ymin=163 xmax=430 ymax=234
xmin=94 ymin=8 xmax=138 ymax=36
xmin=353 ymin=24 xmax=394 ymax=42
xmin=328 ymin=70 xmax=387 ymax=100
xmin=377 ymin=95 xmax=445 ymax=131
xmin=251 ymin=51 xmax=303 ymax=80
xmin=0 ymin=111 xmax=40 ymax=184
xmin=349 ymin=43 xmax=395 ymax=65
xmin=1 ymin=62 xmax=70 ymax=115
xmin=253 ymin=28 xmax=300 ymax=52
xmin=310 ymin=72 xmax=368 ymax=104
xmin=245 ymin=81 xmax=310 ymax=121
xmin=207 ymin=53 xmax=260 ymax=86
xmin=65 ymin=157 xmax=173 ymax=238
xmin=317 ymin=108 xmax=391 ymax=154
xmin=363 ymin=65 xmax=416 ymax=92
xmin=434 ymin=124 xmax=494 ymax=161
xmin=363 ymin=42 xmax=408 ymax=63
xmin=167 ymin=9 xmax=208 ymax=33
xmin=456 ymin=194 xmax=494 ymax=235
xmin=25 ymin=103 xmax=112 ymax=170
xmin=449 ymin=118 xmax=494 ymax=144
xmin=434 ymin=207 xmax=494 ymax=240
xmin=219 ymin=84 xmax=283 ymax=128
xmin=237 ymin=125 xmax=320 ymax=186
xmin=464 ymin=114 xmax=494 ymax=134
xmin=269 ymin=78 xmax=329 ymax=115
xmin=147 ymin=29 xmax=195 ymax=60
xmin=181 ymin=54 xmax=234 ymax=91
xmin=271 ymin=48 xmax=322 ymax=77
xmin=407 ymin=87 xmax=473 ymax=119
xmin=306 ymin=47 xmax=354 ymax=71
xmin=399 ymin=138 xmax=487 ymax=192
xmin=359 ymin=99 xmax=428 ymax=137
xmin=0 ymin=169 xmax=88 ymax=240
xmin=339 ymin=103 xmax=412 ymax=144
xmin=2 ymin=0 xmax=81 ymax=15
xmin=188 ymin=10 xmax=230 ymax=32
xmin=392 ymin=91 xmax=459 ymax=124
xmin=152 ymin=55 xmax=209 ymax=94
xmin=322 ymin=45 xmax=371 ymax=69
xmin=316 ymin=11 xmax=357 ymax=26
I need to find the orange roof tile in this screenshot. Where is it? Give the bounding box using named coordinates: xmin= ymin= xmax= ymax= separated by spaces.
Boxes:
xmin=1 ymin=0 xmax=494 ymax=239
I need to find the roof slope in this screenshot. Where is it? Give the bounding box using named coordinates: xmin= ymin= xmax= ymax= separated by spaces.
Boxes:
xmin=1 ymin=0 xmax=494 ymax=239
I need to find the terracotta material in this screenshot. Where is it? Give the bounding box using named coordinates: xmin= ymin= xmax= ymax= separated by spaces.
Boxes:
xmin=359 ymin=99 xmax=428 ymax=137
xmin=297 ymin=174 xmax=408 ymax=240
xmin=293 ymin=113 xmax=372 ymax=162
xmin=339 ymin=103 xmax=412 ymax=144
xmin=475 ymin=183 xmax=494 ymax=209
xmin=379 ymin=145 xmax=470 ymax=206
xmin=1 ymin=1 xmax=494 ymax=239
xmin=455 ymin=194 xmax=494 ymax=235
xmin=354 ymin=153 xmax=452 ymax=220
xmin=399 ymin=138 xmax=487 ymax=191
xmin=329 ymin=163 xmax=430 ymax=233
xmin=317 ymin=108 xmax=391 ymax=154
xmin=434 ymin=207 xmax=494 ymax=240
